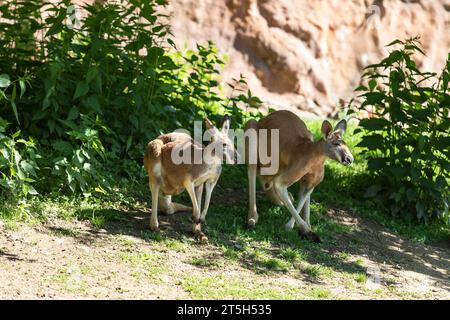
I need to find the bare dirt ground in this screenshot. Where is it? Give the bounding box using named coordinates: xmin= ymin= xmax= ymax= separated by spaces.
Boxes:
xmin=0 ymin=205 xmax=449 ymax=299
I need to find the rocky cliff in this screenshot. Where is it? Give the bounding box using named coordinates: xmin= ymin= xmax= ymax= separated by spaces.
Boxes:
xmin=167 ymin=0 xmax=450 ymax=117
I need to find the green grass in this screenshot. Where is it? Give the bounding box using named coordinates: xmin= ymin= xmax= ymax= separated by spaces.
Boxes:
xmin=355 ymin=273 xmax=367 ymax=284
xmin=280 ymin=247 xmax=307 ymax=263
xmin=302 ymin=264 xmax=333 ymax=280
xmin=53 ymin=264 xmax=90 ymax=294
xmin=119 ymin=250 xmax=169 ymax=280
xmin=181 ymin=275 xmax=291 ymax=299
xmin=307 ymin=287 xmax=332 ymax=299
xmin=189 ymin=255 xmax=224 ymax=269
xmin=180 ymin=274 xmax=337 ymax=299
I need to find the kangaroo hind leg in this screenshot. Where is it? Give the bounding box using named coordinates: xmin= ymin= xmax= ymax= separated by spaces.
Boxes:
xmin=159 ymin=193 xmax=192 ymax=215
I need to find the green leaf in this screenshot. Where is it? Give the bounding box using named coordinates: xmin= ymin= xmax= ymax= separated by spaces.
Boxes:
xmin=0 ymin=74 xmax=11 ymax=88
xmin=417 ymin=135 xmax=426 ymax=151
xmin=386 ymin=39 xmax=403 ymax=47
xmin=19 ymin=80 xmax=26 ymax=98
xmin=74 ymin=149 xmax=85 ymax=165
xmin=411 ymin=167 xmax=421 ymax=181
xmin=367 ymin=157 xmax=387 ymax=171
xmin=364 ymin=184 xmax=382 ymax=198
xmin=147 ymin=47 xmax=164 ymax=65
xmin=356 ymin=134 xmax=384 ymax=149
xmin=73 ymin=82 xmax=89 ymax=100
xmin=413 ymin=108 xmax=432 ymax=121
xmin=362 ymin=92 xmax=386 ymax=106
xmin=368 ymin=79 xmax=377 ymax=91
xmin=406 ymin=188 xmax=416 ymax=201
xmin=11 ymin=100 xmax=19 ymax=124
xmin=359 ymin=118 xmax=390 ymax=131
xmin=126 ymin=136 xmax=132 ymax=152
xmin=86 ymin=68 xmax=98 ymax=84
xmin=20 ymin=161 xmax=37 ymax=177
xmin=52 ymin=140 xmax=73 ymax=155
xmin=45 ymin=18 xmax=64 ymax=37
xmin=67 ymin=106 xmax=79 ymax=120
xmin=28 ymin=185 xmax=39 ymax=195
xmin=382 ymin=50 xmax=404 ymax=66
xmin=416 ymin=202 xmax=425 ymax=220
xmin=390 ymin=166 xmax=409 ymax=178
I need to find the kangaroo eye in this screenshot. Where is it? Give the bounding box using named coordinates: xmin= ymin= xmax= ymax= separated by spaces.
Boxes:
xmin=333 ymin=141 xmax=341 ymax=146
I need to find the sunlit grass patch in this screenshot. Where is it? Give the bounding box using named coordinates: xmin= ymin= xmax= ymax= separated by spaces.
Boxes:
xmin=306 ymin=287 xmax=332 ymax=299
xmin=53 ymin=264 xmax=90 ymax=294
xmin=188 ymin=254 xmax=224 ymax=269
xmin=180 ymin=275 xmax=300 ymax=299
xmin=279 ymin=247 xmax=307 ymax=263
xmin=120 ymin=250 xmax=168 ymax=280
xmin=302 ymin=264 xmax=334 ymax=280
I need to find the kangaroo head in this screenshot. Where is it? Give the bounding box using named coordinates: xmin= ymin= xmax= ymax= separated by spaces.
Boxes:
xmin=321 ymin=119 xmax=354 ymax=166
xmin=204 ymin=115 xmax=239 ymax=164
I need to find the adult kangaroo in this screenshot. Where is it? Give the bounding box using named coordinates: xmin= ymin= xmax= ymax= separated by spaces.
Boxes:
xmin=244 ymin=110 xmax=354 ymax=243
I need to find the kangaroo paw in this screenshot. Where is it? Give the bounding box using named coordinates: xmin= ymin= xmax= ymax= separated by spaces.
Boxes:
xmin=195 ymin=232 xmax=209 ymax=243
xmin=247 ymin=218 xmax=257 ymax=229
xmin=150 ymin=224 xmax=160 ymax=233
xmin=172 ymin=202 xmax=192 ymax=213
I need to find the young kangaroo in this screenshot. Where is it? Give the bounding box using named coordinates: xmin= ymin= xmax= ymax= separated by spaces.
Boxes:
xmin=245 ymin=110 xmax=354 ymax=243
xmin=143 ymin=116 xmax=237 ymax=241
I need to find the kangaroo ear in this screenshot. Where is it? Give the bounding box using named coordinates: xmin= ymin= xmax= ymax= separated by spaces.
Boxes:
xmin=221 ymin=115 xmax=231 ymax=133
xmin=321 ymin=120 xmax=333 ymax=138
xmin=204 ymin=117 xmax=215 ymax=130
xmin=334 ymin=119 xmax=347 ymax=135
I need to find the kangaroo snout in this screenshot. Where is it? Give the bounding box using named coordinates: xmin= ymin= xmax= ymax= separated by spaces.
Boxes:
xmin=342 ymin=154 xmax=354 ymax=166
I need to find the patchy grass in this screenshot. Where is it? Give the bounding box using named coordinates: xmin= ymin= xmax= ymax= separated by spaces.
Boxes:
xmin=189 ymin=255 xmax=224 ymax=269
xmin=53 ymin=264 xmax=89 ymax=294
xmin=280 ymin=247 xmax=307 ymax=263
xmin=180 ymin=275 xmax=295 ymax=299
xmin=180 ymin=274 xmax=337 ymax=300
xmin=307 ymin=287 xmax=332 ymax=299
xmin=354 ymin=273 xmax=367 ymax=284
xmin=120 ymin=250 xmax=169 ymax=281
xmin=302 ymin=264 xmax=333 ymax=280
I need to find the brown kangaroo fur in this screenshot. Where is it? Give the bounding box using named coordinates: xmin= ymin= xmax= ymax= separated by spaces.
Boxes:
xmin=143 ymin=116 xmax=237 ymax=241
xmin=245 ymin=110 xmax=354 ymax=243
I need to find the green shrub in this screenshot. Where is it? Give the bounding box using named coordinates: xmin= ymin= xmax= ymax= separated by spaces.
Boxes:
xmin=355 ymin=37 xmax=450 ymax=225
xmin=0 ymin=0 xmax=261 ymax=199
xmin=0 ymin=118 xmax=39 ymax=198
xmin=0 ymin=73 xmax=39 ymax=198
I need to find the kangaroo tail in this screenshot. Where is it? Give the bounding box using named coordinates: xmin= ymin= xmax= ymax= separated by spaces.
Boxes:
xmin=144 ymin=139 xmax=164 ymax=172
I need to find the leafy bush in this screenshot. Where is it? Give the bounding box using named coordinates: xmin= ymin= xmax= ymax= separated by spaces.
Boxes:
xmin=0 ymin=0 xmax=261 ymax=200
xmin=355 ymin=37 xmax=450 ymax=225
xmin=0 ymin=118 xmax=39 ymax=198
xmin=0 ymin=73 xmax=39 ymax=198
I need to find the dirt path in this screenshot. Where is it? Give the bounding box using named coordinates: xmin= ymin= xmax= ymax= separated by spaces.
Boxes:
xmin=0 ymin=206 xmax=449 ymax=299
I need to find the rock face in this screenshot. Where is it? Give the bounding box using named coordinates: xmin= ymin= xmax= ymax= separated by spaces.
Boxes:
xmin=167 ymin=0 xmax=450 ymax=117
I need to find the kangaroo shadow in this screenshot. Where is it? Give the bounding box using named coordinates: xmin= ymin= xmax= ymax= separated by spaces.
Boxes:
xmin=68 ymin=190 xmax=369 ymax=280
xmin=65 ymin=182 xmax=449 ymax=291
xmin=0 ymin=250 xmax=37 ymax=263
